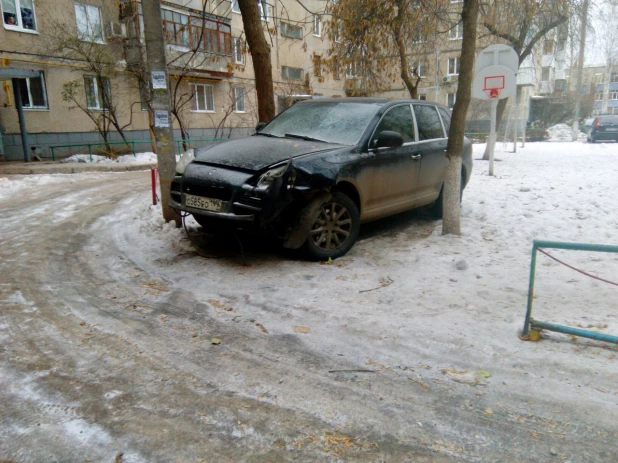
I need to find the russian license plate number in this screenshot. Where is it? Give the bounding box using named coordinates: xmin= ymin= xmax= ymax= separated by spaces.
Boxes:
xmin=185 ymin=194 xmax=222 ymax=212
xmin=606 ymin=127 xmax=617 ymax=132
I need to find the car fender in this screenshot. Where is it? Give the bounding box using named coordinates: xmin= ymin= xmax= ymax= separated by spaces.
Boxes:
xmin=282 ymin=191 xmax=332 ymax=250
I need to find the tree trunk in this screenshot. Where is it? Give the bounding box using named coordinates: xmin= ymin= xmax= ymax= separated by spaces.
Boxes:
xmin=237 ymin=0 xmax=275 ymax=122
xmin=442 ymin=0 xmax=479 ymax=235
xmin=392 ymin=0 xmax=418 ymax=99
xmin=572 ymin=0 xmax=589 ymax=141
xmin=481 ymin=97 xmax=508 ymax=160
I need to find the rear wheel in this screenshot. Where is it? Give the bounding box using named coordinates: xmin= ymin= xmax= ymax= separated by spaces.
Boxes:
xmin=305 ymin=192 xmax=360 ymax=261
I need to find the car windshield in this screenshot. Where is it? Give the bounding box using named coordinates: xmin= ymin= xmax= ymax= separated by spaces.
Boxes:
xmin=259 ymin=102 xmax=382 ymax=145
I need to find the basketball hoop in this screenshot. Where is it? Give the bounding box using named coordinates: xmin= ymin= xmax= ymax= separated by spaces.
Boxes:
xmin=483 ymin=75 xmax=505 ymax=99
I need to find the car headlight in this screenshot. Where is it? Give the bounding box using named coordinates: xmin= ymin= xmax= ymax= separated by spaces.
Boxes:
xmin=175 ymin=149 xmax=195 ymax=175
xmin=256 ymin=163 xmax=289 ymax=189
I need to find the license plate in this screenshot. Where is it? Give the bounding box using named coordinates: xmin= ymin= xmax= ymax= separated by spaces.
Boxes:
xmin=185 ymin=194 xmax=222 ymax=212
xmin=605 ymin=127 xmax=617 ymax=132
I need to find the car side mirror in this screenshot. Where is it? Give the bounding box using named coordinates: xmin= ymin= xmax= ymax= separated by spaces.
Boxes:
xmin=374 ymin=130 xmax=404 ymax=149
xmin=255 ymin=122 xmax=267 ymax=132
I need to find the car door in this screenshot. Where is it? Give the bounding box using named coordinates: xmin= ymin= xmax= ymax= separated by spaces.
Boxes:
xmin=413 ymin=104 xmax=449 ymax=204
xmin=360 ymin=104 xmax=422 ymax=220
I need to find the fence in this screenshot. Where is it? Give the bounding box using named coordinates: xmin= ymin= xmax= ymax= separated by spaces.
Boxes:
xmin=49 ymin=138 xmax=224 ymax=161
xmin=522 ymin=240 xmax=618 ymax=345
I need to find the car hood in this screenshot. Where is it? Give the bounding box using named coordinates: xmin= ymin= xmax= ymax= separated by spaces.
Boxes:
xmin=194 ymin=136 xmax=343 ymax=171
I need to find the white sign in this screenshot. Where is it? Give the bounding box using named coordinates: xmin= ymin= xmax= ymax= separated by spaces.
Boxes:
xmin=472 ymin=65 xmax=517 ymax=100
xmin=154 ymin=110 xmax=169 ymax=128
xmin=475 ymin=44 xmax=519 ymax=76
xmin=151 ymin=71 xmax=167 ymax=89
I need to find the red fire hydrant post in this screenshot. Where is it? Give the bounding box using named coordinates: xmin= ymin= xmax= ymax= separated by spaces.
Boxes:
xmin=151 ymin=167 xmax=158 ymax=206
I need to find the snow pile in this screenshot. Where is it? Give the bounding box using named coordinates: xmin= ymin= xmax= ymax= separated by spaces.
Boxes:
xmin=0 ymin=174 xmax=78 ymax=200
xmin=62 ymin=152 xmax=157 ymax=165
xmin=547 ymin=123 xmax=587 ymax=141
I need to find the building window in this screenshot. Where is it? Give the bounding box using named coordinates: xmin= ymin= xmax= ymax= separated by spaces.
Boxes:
xmin=14 ymin=72 xmax=47 ymax=109
xmin=610 ymin=91 xmax=618 ymax=100
xmin=233 ymin=87 xmax=245 ymax=112
xmin=541 ymin=67 xmax=550 ymax=82
xmin=191 ymin=18 xmax=232 ymax=54
xmin=449 ymin=0 xmax=463 ymax=3
xmin=447 ymin=92 xmax=456 ymax=108
xmin=163 ymin=9 xmax=190 ymax=47
xmin=280 ymin=21 xmax=302 ymax=39
xmin=594 ymin=92 xmax=603 ymax=101
xmin=333 ymin=59 xmax=340 ymax=80
xmin=332 ymin=20 xmax=340 ymax=43
xmin=543 ymin=40 xmax=554 ymax=55
xmin=2 ymin=0 xmax=36 ymax=31
xmin=419 ymin=94 xmax=426 ymax=101
xmin=258 ymin=0 xmax=268 ymax=21
xmin=313 ymin=54 xmax=322 ymax=77
xmin=192 ymin=84 xmax=214 ymax=112
xmin=449 ymin=21 xmax=463 ymax=40
xmin=447 ymin=57 xmax=460 ymax=75
xmin=593 ymin=73 xmax=603 ymax=84
xmin=75 ymin=3 xmax=104 ymax=43
xmin=233 ymin=37 xmax=244 ymax=64
xmin=612 ymin=72 xmax=618 ymax=83
xmin=84 ymin=75 xmax=110 ymax=110
xmin=413 ymin=61 xmax=425 ymax=78
xmin=231 ymin=0 xmax=240 ymax=13
xmin=312 ymin=14 xmax=321 ymax=36
xmin=412 ymin=29 xmax=426 ymax=43
xmin=282 ymin=65 xmax=303 ymax=80
xmin=557 ymin=40 xmax=566 ymax=52
xmin=346 ymin=62 xmax=358 ymax=78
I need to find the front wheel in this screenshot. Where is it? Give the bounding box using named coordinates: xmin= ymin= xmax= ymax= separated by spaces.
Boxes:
xmin=305 ymin=192 xmax=360 ymax=261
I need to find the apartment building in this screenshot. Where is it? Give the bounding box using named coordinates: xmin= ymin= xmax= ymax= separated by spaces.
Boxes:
xmin=0 ymin=0 xmax=345 ymax=160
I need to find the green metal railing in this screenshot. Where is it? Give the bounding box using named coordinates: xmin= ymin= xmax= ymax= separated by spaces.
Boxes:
xmin=49 ymin=137 xmax=223 ymax=161
xmin=523 ymin=240 xmax=618 ymax=345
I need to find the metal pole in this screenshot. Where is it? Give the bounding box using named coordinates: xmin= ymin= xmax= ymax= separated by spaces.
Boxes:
xmin=522 ymin=243 xmax=538 ymax=335
xmin=513 ymin=87 xmax=519 ymax=153
xmin=488 ymin=98 xmax=497 ymax=176
xmin=12 ymin=78 xmax=30 ymax=163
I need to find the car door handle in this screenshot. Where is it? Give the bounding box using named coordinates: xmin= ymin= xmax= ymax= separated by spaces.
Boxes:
xmin=411 ymin=154 xmax=421 ymax=160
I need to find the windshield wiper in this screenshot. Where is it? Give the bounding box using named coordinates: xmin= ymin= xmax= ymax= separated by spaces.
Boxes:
xmin=284 ymin=133 xmax=327 ymax=143
xmin=255 ymin=132 xmax=281 ymax=138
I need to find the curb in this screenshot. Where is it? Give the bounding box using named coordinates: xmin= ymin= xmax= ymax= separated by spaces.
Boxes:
xmin=0 ymin=163 xmax=156 ymax=175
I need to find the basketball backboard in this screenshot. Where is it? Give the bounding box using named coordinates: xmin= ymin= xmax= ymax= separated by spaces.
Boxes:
xmin=472 ymin=65 xmax=517 ymax=100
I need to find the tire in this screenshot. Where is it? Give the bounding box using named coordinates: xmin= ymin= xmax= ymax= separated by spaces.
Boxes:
xmin=430 ymin=173 xmax=465 ymax=219
xmin=305 ymin=192 xmax=360 ymax=261
xmin=589 ymin=136 xmax=596 ymax=143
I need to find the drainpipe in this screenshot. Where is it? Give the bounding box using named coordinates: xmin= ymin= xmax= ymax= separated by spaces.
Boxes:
xmin=12 ymin=78 xmax=30 ymax=162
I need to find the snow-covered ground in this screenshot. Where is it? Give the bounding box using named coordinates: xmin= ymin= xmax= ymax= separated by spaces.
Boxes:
xmin=61 ymin=152 xmax=157 ymax=164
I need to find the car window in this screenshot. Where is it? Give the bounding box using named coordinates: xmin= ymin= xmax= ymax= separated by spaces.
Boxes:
xmin=374 ymin=105 xmax=415 ymax=143
xmin=438 ymin=107 xmax=451 ymax=134
xmin=413 ymin=105 xmax=445 ymax=140
xmin=259 ymin=102 xmax=382 ymax=145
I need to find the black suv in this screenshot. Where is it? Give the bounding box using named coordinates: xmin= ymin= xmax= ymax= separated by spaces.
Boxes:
xmin=587 ymin=115 xmax=618 ymax=143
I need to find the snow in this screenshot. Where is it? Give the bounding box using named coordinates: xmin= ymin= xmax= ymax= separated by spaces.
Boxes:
xmin=547 ymin=123 xmax=587 ymax=141
xmin=0 ymin=174 xmax=79 ymax=200
xmin=110 ymin=140 xmax=618 ymax=423
xmin=61 ymin=152 xmax=157 ymax=164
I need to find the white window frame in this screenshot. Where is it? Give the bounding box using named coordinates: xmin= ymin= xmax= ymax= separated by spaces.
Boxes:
xmin=449 ymin=21 xmax=463 ymax=40
xmin=258 ymin=0 xmax=268 ymax=21
xmin=449 ymin=0 xmax=463 ymax=3
xmin=1 ymin=0 xmax=37 ymax=33
xmin=610 ymin=91 xmax=618 ymax=100
xmin=233 ymin=37 xmax=244 ymax=64
xmin=447 ymin=92 xmax=456 ymax=108
xmin=75 ymin=2 xmax=104 ymax=44
xmin=447 ymin=57 xmax=460 ymax=76
xmin=418 ymin=94 xmax=426 ymax=101
xmin=541 ymin=66 xmax=550 ymax=82
xmin=346 ymin=62 xmax=358 ymax=79
xmin=17 ymin=72 xmax=48 ymax=109
xmin=594 ymin=92 xmax=602 ymax=101
xmin=312 ymin=14 xmax=321 ymax=37
xmin=233 ymin=87 xmax=245 ymax=112
xmin=192 ymin=83 xmax=215 ymax=112
xmin=84 ymin=75 xmax=110 ymax=111
xmin=611 ymin=72 xmax=618 ymax=83
xmin=413 ymin=61 xmax=425 ymax=78
xmin=230 ymin=0 xmax=240 ymax=14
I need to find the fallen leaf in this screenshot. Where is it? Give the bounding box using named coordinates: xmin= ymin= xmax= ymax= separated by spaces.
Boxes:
xmin=484 ymin=408 xmax=493 ymax=415
xmin=294 ymin=326 xmax=311 ymax=334
xmin=79 ymin=322 xmax=86 ymax=326
xmin=477 ymin=370 xmax=491 ymax=378
xmin=256 ymin=322 xmax=269 ymax=334
xmin=211 ymin=338 xmax=221 ymax=345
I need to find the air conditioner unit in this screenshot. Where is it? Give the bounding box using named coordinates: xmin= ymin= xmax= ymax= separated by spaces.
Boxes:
xmin=106 ymin=21 xmax=126 ymax=39
xmin=442 ymin=76 xmax=452 ymax=83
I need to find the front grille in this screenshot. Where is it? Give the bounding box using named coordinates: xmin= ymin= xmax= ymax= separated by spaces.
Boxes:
xmin=183 ymin=184 xmax=232 ymax=201
xmin=237 ymin=194 xmax=262 ymax=208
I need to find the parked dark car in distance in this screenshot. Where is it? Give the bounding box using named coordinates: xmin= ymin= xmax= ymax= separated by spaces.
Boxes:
xmin=587 ymin=115 xmax=618 ymax=143
xmin=170 ymin=98 xmax=473 ymax=260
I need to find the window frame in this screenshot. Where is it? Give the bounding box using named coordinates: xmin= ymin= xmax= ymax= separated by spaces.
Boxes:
xmin=413 ymin=60 xmax=426 ymax=78
xmin=258 ymin=0 xmax=268 ymax=21
xmin=2 ymin=0 xmax=37 ymax=33
xmin=413 ymin=104 xmax=447 ymax=141
xmin=610 ymin=91 xmax=618 ymax=100
xmin=541 ymin=66 xmax=550 ymax=82
xmin=280 ymin=21 xmax=302 ymax=39
xmin=233 ymin=86 xmax=246 ymax=113
xmin=447 ymin=92 xmax=456 ymax=109
xmin=370 ymin=103 xmax=417 ymax=148
xmin=233 ymin=37 xmax=244 ymax=64
xmin=84 ymin=75 xmax=111 ymax=111
xmin=449 ymin=20 xmax=463 ymax=40
xmin=312 ymin=14 xmax=321 ymax=37
xmin=281 ymin=65 xmax=304 ymax=81
xmin=192 ymin=83 xmax=215 ymax=112
xmin=313 ymin=54 xmax=322 ymax=77
xmin=230 ymin=0 xmax=240 ymax=14
xmin=15 ymin=71 xmax=48 ymax=110
xmin=447 ymin=57 xmax=460 ymax=76
xmin=75 ymin=2 xmax=104 ymax=44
